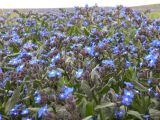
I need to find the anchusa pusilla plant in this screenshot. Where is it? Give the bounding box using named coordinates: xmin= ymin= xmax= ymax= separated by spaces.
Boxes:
xmin=0 ymin=5 xmax=160 ymax=120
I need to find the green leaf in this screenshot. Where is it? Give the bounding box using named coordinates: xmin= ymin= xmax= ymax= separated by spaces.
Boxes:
xmin=86 ymin=101 xmax=94 ymax=116
xmin=5 ymin=86 xmax=21 ymax=114
xmin=127 ymin=110 xmax=143 ymax=120
xmin=81 ymin=80 xmax=92 ymax=98
xmin=82 ymin=116 xmax=93 ymax=120
xmin=98 ymin=77 xmax=116 ymax=94
xmin=29 ymin=107 xmax=53 ymax=112
xmin=5 ymin=80 xmax=10 ymax=91
xmin=91 ymin=65 xmax=100 ymax=81
xmin=149 ymin=109 xmax=160 ymax=119
xmin=84 ymin=28 xmax=90 ymax=36
xmin=78 ymin=98 xmax=87 ymax=117
xmin=95 ymin=102 xmax=116 ymax=110
xmin=133 ymin=81 xmax=147 ymax=92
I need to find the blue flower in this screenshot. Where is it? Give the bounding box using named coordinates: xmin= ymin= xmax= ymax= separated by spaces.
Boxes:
xmin=9 ymin=57 xmax=22 ymax=65
xmin=22 ymin=117 xmax=33 ymax=120
xmin=0 ymin=113 xmax=2 ymax=120
xmin=51 ymin=53 xmax=60 ymax=62
xmin=113 ymin=46 xmax=119 ymax=54
xmin=114 ymin=109 xmax=124 ymax=119
xmin=59 ymin=93 xmax=65 ymax=100
xmin=34 ymin=90 xmax=41 ymax=103
xmin=48 ymin=70 xmax=62 ymax=78
xmin=38 ymin=104 xmax=47 ymax=118
xmin=98 ymin=41 xmax=104 ymax=48
xmin=122 ymin=95 xmax=133 ymax=106
xmin=23 ymin=43 xmax=38 ymax=49
xmin=29 ymin=59 xmax=39 ymax=65
xmin=147 ymin=79 xmax=152 ymax=85
xmin=130 ymin=45 xmax=137 ymax=53
xmin=59 ymin=86 xmax=74 ymax=100
xmin=48 ymin=70 xmax=57 ymax=78
xmin=16 ymin=64 xmax=25 ymax=72
xmin=76 ymin=69 xmax=83 ymax=78
xmin=9 ymin=104 xmax=22 ymax=116
xmin=102 ymin=59 xmax=115 ymax=67
xmin=124 ymin=89 xmax=134 ymax=98
xmin=151 ymin=39 xmax=160 ymax=47
xmin=143 ymin=114 xmax=150 ymax=119
xmin=0 ymin=67 xmax=2 ymax=73
xmin=144 ymin=54 xmax=158 ymax=61
xmin=125 ymin=61 xmax=131 ymax=68
xmin=21 ymin=108 xmax=29 ymax=115
xmin=64 ymin=87 xmax=74 ymax=96
xmin=124 ymin=82 xmax=134 ymax=88
xmin=84 ymin=46 xmax=94 ymax=56
xmin=144 ymin=54 xmax=158 ymax=67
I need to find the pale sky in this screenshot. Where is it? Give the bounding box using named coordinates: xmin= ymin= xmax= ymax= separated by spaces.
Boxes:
xmin=0 ymin=0 xmax=159 ymax=8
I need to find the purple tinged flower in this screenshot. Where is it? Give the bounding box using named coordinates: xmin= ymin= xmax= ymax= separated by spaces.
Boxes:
xmin=124 ymin=82 xmax=134 ymax=88
xmin=19 ymin=52 xmax=33 ymax=58
xmin=115 ymin=93 xmax=120 ymax=99
xmin=139 ymin=62 xmax=143 ymax=67
xmin=0 ymin=17 xmax=5 ymax=22
xmin=0 ymin=67 xmax=2 ymax=73
xmin=103 ymin=38 xmax=113 ymax=43
xmin=102 ymin=59 xmax=115 ymax=67
xmin=76 ymin=69 xmax=83 ymax=78
xmin=125 ymin=61 xmax=131 ymax=68
xmin=22 ymin=117 xmax=33 ymax=120
xmin=130 ymin=45 xmax=137 ymax=53
xmin=154 ymin=92 xmax=159 ymax=97
xmin=147 ymin=79 xmax=152 ymax=85
xmin=121 ymin=95 xmax=133 ymax=106
xmin=38 ymin=104 xmax=47 ymax=118
xmin=143 ymin=114 xmax=150 ymax=120
xmin=21 ymin=108 xmax=29 ymax=115
xmin=148 ymin=87 xmax=153 ymax=93
xmin=59 ymin=93 xmax=65 ymax=100
xmin=23 ymin=43 xmax=38 ymax=49
xmin=1 ymin=77 xmax=10 ymax=88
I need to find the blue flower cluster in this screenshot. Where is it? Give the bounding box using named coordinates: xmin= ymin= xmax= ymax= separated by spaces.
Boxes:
xmin=0 ymin=5 xmax=160 ymax=120
xmin=9 ymin=104 xmax=29 ymax=117
xmin=48 ymin=69 xmax=62 ymax=78
xmin=121 ymin=82 xmax=134 ymax=106
xmin=59 ymin=86 xmax=74 ymax=100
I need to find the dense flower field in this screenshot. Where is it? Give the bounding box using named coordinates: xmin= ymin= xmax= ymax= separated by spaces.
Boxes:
xmin=0 ymin=5 xmax=160 ymax=120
